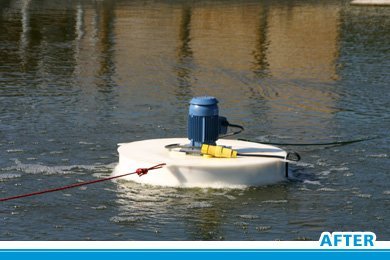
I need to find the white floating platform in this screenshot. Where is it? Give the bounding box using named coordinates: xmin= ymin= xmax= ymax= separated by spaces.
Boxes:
xmin=351 ymin=0 xmax=390 ymax=5
xmin=113 ymin=138 xmax=288 ymax=188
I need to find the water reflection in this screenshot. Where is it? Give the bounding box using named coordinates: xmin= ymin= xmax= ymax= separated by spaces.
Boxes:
xmin=113 ymin=180 xmax=290 ymax=240
xmin=0 ymin=0 xmax=344 ymax=140
xmin=186 ymin=205 xmax=223 ymax=240
xmin=95 ymin=0 xmax=116 ymax=92
xmin=73 ymin=0 xmax=116 ymax=92
xmin=251 ymin=5 xmax=269 ymax=77
xmin=2 ymin=1 xmax=341 ymax=84
xmin=266 ymin=4 xmax=340 ymax=81
xmin=19 ymin=0 xmax=31 ymax=70
xmin=75 ymin=4 xmax=84 ymax=42
xmin=175 ymin=6 xmax=194 ymax=102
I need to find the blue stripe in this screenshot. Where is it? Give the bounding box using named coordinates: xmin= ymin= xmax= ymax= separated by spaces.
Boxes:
xmin=0 ymin=249 xmax=389 ymax=260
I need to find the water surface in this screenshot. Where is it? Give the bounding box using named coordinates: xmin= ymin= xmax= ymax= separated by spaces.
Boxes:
xmin=0 ymin=0 xmax=389 ymax=240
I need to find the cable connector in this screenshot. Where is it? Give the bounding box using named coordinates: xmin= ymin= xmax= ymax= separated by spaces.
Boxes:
xmin=201 ymin=144 xmax=237 ymax=158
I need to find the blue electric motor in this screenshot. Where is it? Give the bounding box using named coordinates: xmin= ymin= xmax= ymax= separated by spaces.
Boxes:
xmin=188 ymin=96 xmax=228 ymax=147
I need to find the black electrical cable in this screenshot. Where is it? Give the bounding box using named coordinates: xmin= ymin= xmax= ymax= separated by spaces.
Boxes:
xmin=237 ymin=152 xmax=301 ymax=162
xmin=219 ymin=123 xmax=245 ymax=138
xmin=238 ymin=136 xmax=378 ymax=146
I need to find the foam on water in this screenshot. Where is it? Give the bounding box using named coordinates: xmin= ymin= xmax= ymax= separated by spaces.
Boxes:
xmin=296 ymin=162 xmax=315 ymax=168
xmin=78 ymin=141 xmax=95 ymax=145
xmin=238 ymin=214 xmax=259 ymax=219
xmin=6 ymin=149 xmax=24 ymax=153
xmin=187 ymin=201 xmax=213 ymax=209
xmin=367 ymin=154 xmax=388 ymax=158
xmin=256 ymin=226 xmax=272 ymax=232
xmin=91 ymin=205 xmax=107 ymax=210
xmin=319 ymin=170 xmax=331 ymax=176
xmin=303 ymin=180 xmax=322 ymax=185
xmin=4 ymin=159 xmax=111 ymax=175
xmin=0 ymin=173 xmax=22 ymax=181
xmin=110 ymin=216 xmax=145 ymax=224
xmin=224 ymin=194 xmax=237 ymax=200
xmin=330 ymin=166 xmax=349 ymax=172
xmin=317 ymin=187 xmax=337 ymax=192
xmin=356 ymin=193 xmax=372 ymax=199
xmin=211 ymin=192 xmax=237 ymax=200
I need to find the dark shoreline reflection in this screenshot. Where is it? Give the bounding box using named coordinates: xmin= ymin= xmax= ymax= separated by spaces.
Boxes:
xmin=175 ymin=6 xmax=193 ymax=102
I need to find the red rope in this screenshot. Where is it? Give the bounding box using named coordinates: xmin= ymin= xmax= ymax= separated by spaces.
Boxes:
xmin=0 ymin=163 xmax=166 ymax=202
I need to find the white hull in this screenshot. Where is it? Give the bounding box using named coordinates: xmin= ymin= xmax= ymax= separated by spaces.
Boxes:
xmin=114 ymin=138 xmax=288 ymax=188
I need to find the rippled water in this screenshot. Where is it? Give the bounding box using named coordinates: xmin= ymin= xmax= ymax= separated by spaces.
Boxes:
xmin=0 ymin=0 xmax=389 ymax=240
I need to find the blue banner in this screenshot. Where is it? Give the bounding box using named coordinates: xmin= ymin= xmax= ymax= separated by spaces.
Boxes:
xmin=0 ymin=250 xmax=389 ymax=260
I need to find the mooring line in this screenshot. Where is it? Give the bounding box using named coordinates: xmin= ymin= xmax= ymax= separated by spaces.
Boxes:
xmin=0 ymin=163 xmax=166 ymax=202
